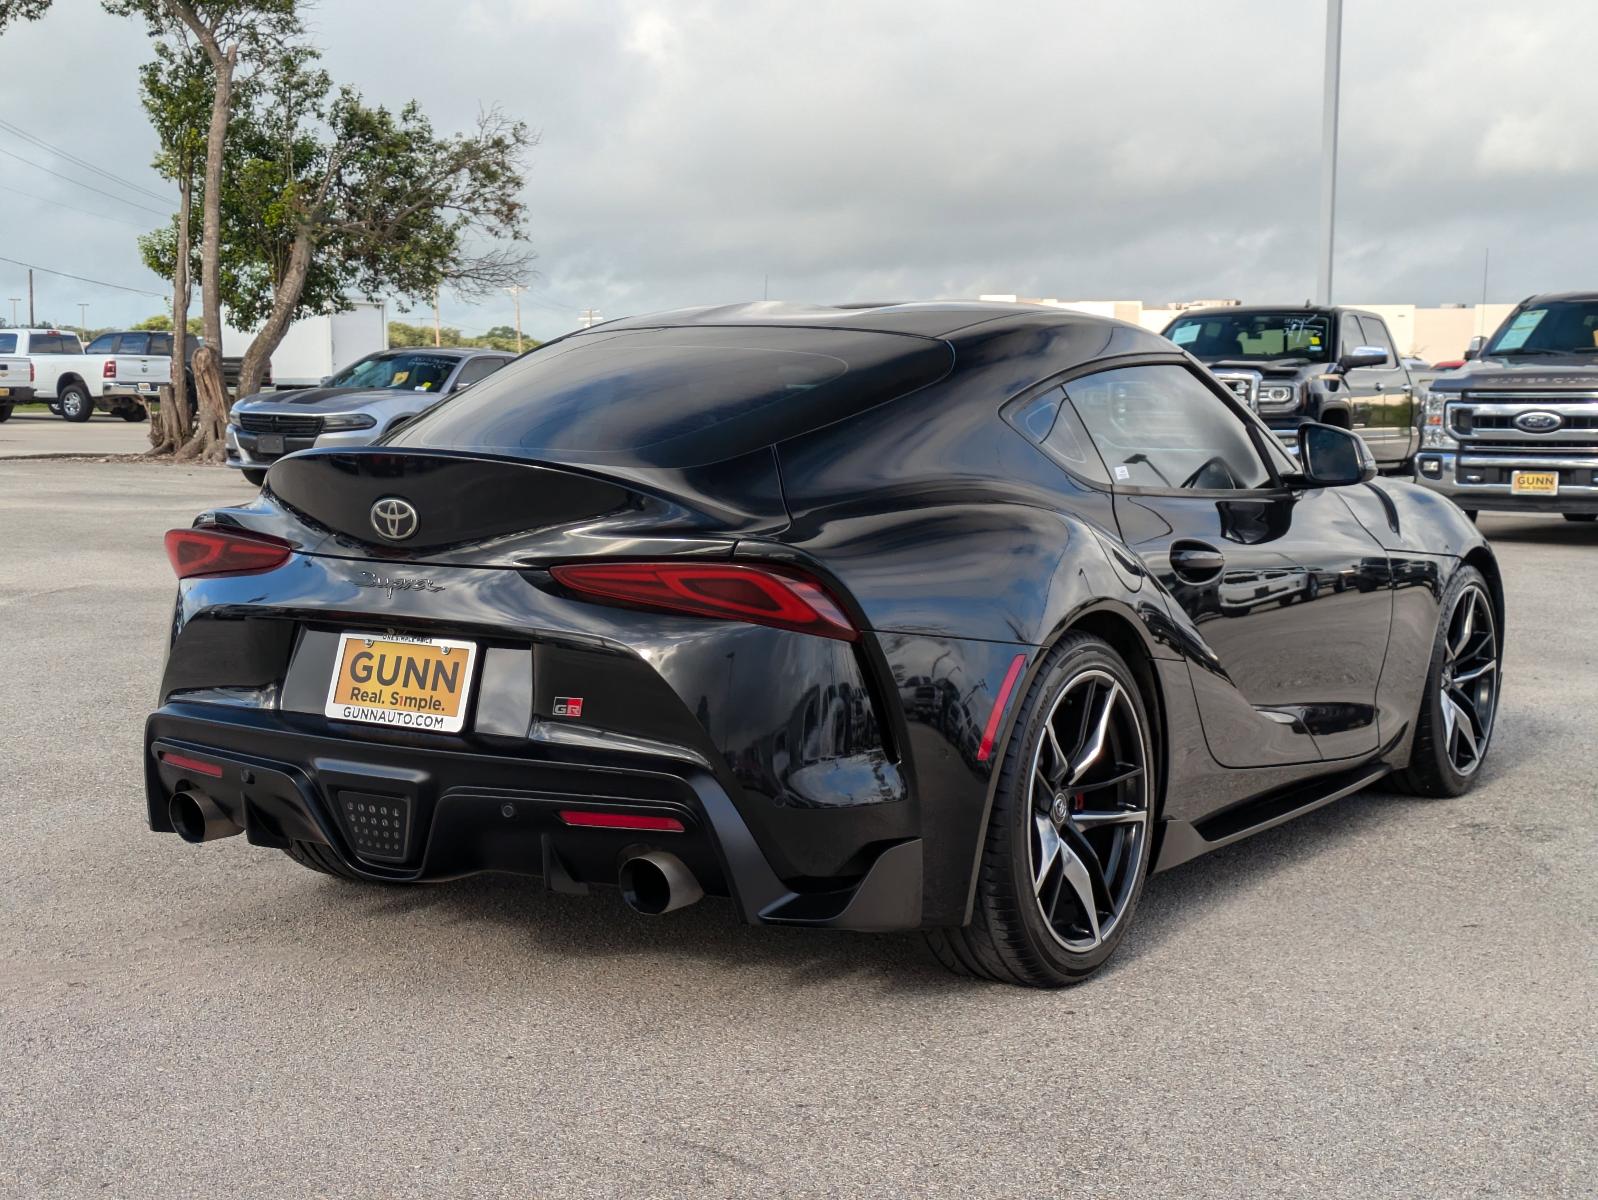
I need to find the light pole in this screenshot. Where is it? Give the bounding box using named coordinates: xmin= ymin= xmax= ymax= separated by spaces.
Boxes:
xmin=6 ymin=298 xmax=18 ymax=326
xmin=504 ymin=284 xmax=526 ymax=352
xmin=1316 ymin=0 xmax=1343 ymax=305
xmin=77 ymin=302 xmax=89 ymax=339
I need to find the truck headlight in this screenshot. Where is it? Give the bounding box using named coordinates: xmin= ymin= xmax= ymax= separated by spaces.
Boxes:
xmin=320 ymin=412 xmax=378 ymax=431
xmin=1422 ymin=391 xmax=1457 ymax=449
xmin=1259 ymin=384 xmax=1299 ymax=410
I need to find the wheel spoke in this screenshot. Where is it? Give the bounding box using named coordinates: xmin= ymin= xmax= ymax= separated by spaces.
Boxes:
xmin=1042 ymin=720 xmax=1069 ymax=784
xmin=1055 ymin=840 xmax=1102 ymax=946
xmin=1453 ymin=658 xmax=1496 ymax=685
xmin=1073 ymin=765 xmax=1145 ymax=793
xmin=1068 ymin=682 xmax=1122 ymax=786
xmin=1033 ymin=814 xmax=1061 ymax=895
xmin=1071 ymin=806 xmax=1147 ymax=829
xmin=1449 ymin=596 xmax=1476 ymax=661
xmin=1444 ymin=693 xmax=1479 ymax=765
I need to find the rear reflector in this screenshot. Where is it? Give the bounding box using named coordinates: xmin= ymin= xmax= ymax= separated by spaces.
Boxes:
xmin=164 ymin=526 xmax=293 ymax=579
xmin=976 ymin=653 xmax=1028 ymax=762
xmin=158 ymin=750 xmax=225 ymax=778
xmin=550 ymin=561 xmax=857 ymax=642
xmin=558 ymin=809 xmax=685 ymax=833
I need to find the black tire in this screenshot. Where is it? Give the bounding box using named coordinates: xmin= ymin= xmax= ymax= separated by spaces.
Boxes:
xmin=0 ymin=403 xmax=11 ymax=423
xmin=1393 ymin=565 xmax=1500 ymax=798
xmin=284 ymin=840 xmax=366 ymax=881
xmin=1562 ymin=513 xmax=1596 ymax=523
xmin=924 ymin=633 xmax=1156 ymax=987
xmin=241 ymin=468 xmax=268 ymax=487
xmin=58 ymin=382 xmax=94 ymax=422
xmin=119 ymin=406 xmax=148 ymax=422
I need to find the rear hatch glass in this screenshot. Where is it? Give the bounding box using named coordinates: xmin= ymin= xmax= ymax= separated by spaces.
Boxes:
xmin=387 ymin=325 xmax=952 ymax=468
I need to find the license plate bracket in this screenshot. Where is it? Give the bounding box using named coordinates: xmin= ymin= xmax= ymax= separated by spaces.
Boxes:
xmin=255 ymin=433 xmax=285 ymax=455
xmin=324 ymin=632 xmax=478 ymax=733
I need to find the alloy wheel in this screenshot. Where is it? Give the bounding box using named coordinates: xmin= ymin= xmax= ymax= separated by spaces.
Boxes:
xmin=1027 ymin=669 xmax=1150 ymax=951
xmin=1440 ymin=584 xmax=1498 ymax=776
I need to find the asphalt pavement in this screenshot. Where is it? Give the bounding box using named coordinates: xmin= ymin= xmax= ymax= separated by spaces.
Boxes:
xmin=0 ymin=460 xmax=1592 ymax=1199
xmin=0 ymin=407 xmax=156 ymax=459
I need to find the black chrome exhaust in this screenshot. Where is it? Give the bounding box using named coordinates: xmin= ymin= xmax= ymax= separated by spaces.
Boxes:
xmin=618 ymin=851 xmax=703 ymax=915
xmin=168 ymin=790 xmax=243 ymax=844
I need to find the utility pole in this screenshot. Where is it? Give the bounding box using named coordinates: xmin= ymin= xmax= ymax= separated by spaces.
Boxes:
xmin=6 ymin=298 xmax=18 ymax=326
xmin=432 ymin=287 xmax=442 ymax=347
xmin=505 ymin=284 xmax=526 ymax=352
xmin=1478 ymin=248 xmax=1491 ymax=335
xmin=1316 ymin=0 xmax=1343 ymax=306
xmin=77 ymin=303 xmax=89 ymax=338
xmin=28 ymin=268 xmax=35 ymax=326
xmin=580 ymin=308 xmax=601 ymax=329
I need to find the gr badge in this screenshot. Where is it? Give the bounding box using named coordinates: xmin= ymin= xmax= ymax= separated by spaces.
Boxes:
xmin=552 ymin=696 xmax=584 ymax=718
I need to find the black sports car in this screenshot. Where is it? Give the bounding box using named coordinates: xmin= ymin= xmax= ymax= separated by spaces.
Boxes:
xmin=146 ymin=302 xmax=1503 ymax=986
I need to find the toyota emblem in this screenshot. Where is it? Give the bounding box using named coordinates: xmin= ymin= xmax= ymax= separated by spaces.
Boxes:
xmin=370 ymin=497 xmax=419 ymax=541
xmin=1513 ymin=411 xmax=1564 ymax=433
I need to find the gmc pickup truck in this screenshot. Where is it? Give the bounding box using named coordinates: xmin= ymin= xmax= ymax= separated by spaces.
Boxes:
xmin=1414 ymin=292 xmax=1598 ymax=522
xmin=1163 ymin=305 xmax=1420 ymax=471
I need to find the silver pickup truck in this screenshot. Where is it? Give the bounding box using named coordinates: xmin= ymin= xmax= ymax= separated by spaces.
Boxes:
xmin=1415 ymin=292 xmax=1598 ymax=523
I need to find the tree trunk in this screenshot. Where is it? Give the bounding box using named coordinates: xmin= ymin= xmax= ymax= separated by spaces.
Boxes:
xmin=149 ymin=164 xmax=194 ymax=455
xmin=236 ymin=231 xmax=313 ymax=400
xmin=198 ymin=44 xmax=235 ymax=349
xmin=176 ymin=344 xmax=230 ymax=463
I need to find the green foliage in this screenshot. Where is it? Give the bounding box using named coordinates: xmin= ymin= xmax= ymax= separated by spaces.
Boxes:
xmin=0 ymin=0 xmax=52 ymax=33
xmin=387 ymin=321 xmax=535 ymax=353
xmin=132 ymin=314 xmax=206 ymax=334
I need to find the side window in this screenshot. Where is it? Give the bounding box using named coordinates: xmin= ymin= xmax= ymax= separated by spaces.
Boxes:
xmin=1338 ymin=314 xmax=1363 ymax=360
xmin=116 ymin=332 xmax=151 ymax=355
xmin=1064 ymin=365 xmax=1271 ymax=492
xmin=0 ymin=333 xmax=14 ymax=353
xmin=1355 ymin=316 xmax=1395 ymax=365
xmin=451 ymin=356 xmax=508 ymax=390
xmin=1004 ymin=385 xmax=1111 ymax=485
xmin=86 ymin=333 xmax=117 ymax=354
xmin=149 ymin=333 xmax=172 ymax=356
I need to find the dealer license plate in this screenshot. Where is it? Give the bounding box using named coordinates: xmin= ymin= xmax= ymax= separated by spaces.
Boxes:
xmin=0 ymin=388 xmax=9 ymax=397
xmin=324 ymin=633 xmax=477 ymax=733
xmin=255 ymin=433 xmax=285 ymax=455
xmin=139 ymin=381 xmax=160 ymax=393
xmin=1511 ymin=471 xmax=1558 ymax=496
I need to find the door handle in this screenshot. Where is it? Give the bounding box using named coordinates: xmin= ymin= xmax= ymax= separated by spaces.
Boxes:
xmin=1170 ymin=542 xmax=1226 ymax=582
xmin=1373 ymin=381 xmax=1384 ymax=391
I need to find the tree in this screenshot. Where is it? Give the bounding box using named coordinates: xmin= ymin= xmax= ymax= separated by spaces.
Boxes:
xmin=215 ymin=68 xmax=534 ymax=400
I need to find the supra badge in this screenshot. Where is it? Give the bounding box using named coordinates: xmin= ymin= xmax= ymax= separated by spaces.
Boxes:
xmin=354 ymin=570 xmax=445 ymax=599
xmin=370 ymin=497 xmax=419 ymax=541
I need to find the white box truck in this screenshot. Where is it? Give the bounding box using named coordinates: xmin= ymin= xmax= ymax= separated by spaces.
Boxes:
xmin=222 ymin=301 xmax=389 ymax=393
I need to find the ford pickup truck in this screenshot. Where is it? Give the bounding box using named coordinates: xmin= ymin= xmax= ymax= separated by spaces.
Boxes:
xmin=1163 ymin=305 xmax=1420 ymax=471
xmin=1415 ymin=292 xmax=1598 ymax=522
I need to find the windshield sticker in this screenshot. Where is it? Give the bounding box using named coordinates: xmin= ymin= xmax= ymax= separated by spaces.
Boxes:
xmin=1494 ymin=309 xmax=1545 ymax=352
xmin=1170 ymin=324 xmax=1199 ymax=346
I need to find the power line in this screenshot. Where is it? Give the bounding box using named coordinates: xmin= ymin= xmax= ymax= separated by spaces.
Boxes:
xmin=0 ymin=117 xmax=173 ymax=206
xmin=0 ymin=146 xmax=171 ymax=219
xmin=0 ymin=183 xmax=149 ymax=231
xmin=0 ymin=255 xmax=166 ymax=299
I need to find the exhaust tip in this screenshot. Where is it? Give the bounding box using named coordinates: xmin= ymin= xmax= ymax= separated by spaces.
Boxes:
xmin=168 ymin=790 xmax=241 ymax=844
xmin=619 ymin=851 xmax=703 ymax=915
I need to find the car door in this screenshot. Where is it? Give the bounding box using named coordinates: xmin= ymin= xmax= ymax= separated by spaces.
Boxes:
xmin=1336 ymin=313 xmax=1383 ymax=449
xmin=1062 ymin=361 xmax=1392 ymax=768
xmin=1356 ymin=315 xmax=1413 ymax=464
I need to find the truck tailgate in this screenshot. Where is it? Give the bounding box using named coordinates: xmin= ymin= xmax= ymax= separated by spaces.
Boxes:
xmin=109 ymin=355 xmax=172 ymax=391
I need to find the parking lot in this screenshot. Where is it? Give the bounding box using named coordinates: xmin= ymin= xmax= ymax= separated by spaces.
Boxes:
xmin=1 ymin=457 xmax=1592 ymax=1199
xmin=0 ymin=407 xmax=156 ymax=459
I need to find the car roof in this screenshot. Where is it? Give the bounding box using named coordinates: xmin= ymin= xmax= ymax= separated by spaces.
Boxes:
xmin=1516 ymin=291 xmax=1598 ymax=305
xmin=1167 ymin=304 xmax=1381 ymax=321
xmin=590 ymin=299 xmax=1129 ymax=339
xmin=379 ymin=346 xmax=484 ymax=359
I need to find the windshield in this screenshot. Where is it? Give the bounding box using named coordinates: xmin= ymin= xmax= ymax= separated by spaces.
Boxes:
xmin=1165 ymin=312 xmax=1332 ymax=363
xmin=329 ymin=352 xmax=458 ymax=392
xmin=1485 ymin=301 xmax=1598 ymax=356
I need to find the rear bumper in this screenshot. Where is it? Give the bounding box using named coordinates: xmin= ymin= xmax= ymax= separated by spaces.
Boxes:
xmin=0 ymin=387 xmax=34 ymax=404
xmin=145 ymin=704 xmax=923 ymax=932
xmin=1413 ymin=450 xmax=1598 ymax=514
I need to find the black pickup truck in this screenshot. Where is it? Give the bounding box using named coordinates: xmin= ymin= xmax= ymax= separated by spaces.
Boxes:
xmin=1413 ymin=292 xmax=1598 ymax=522
xmin=1163 ymin=305 xmax=1420 ymax=470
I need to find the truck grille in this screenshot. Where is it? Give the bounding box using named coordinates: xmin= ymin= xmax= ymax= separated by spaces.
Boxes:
xmin=1212 ymin=370 xmax=1260 ymax=411
xmin=238 ymin=412 xmax=324 ymax=437
xmin=1448 ymin=395 xmax=1598 ymax=454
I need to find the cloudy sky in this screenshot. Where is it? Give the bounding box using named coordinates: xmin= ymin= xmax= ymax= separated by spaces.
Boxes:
xmin=2 ymin=0 xmax=1595 ymax=342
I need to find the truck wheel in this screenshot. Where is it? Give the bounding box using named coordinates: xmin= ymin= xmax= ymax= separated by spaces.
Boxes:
xmin=0 ymin=404 xmax=12 ymax=423
xmin=58 ymin=383 xmax=94 ymax=422
xmin=1563 ymin=514 xmax=1597 ymax=523
xmin=119 ymin=406 xmax=148 ymax=422
xmin=242 ymin=468 xmax=268 ymax=487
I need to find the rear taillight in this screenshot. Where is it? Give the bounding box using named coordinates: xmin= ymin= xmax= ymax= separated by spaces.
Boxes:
xmin=550 ymin=561 xmax=858 ymax=642
xmin=164 ymin=526 xmax=293 ymax=579
xmin=28 ymin=361 xmax=35 ymax=382
xmin=102 ymin=358 xmax=116 ymax=378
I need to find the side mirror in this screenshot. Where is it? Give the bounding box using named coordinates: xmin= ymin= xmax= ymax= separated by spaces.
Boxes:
xmin=1463 ymin=335 xmax=1486 ymax=362
xmin=1336 ymin=346 xmax=1387 ymax=372
xmin=1296 ymin=422 xmax=1377 ymax=486
xmin=319 ymin=375 xmax=334 ymax=387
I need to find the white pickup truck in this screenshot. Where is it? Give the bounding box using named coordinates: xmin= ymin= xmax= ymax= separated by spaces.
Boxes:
xmin=0 ymin=353 xmax=35 ymax=421
xmin=6 ymin=328 xmax=172 ymax=422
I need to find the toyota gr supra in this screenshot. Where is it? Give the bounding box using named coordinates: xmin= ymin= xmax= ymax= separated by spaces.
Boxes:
xmin=145 ymin=301 xmax=1504 ymax=986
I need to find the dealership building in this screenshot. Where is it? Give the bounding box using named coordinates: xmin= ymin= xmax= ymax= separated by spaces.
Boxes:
xmin=979 ymin=296 xmax=1516 ymax=363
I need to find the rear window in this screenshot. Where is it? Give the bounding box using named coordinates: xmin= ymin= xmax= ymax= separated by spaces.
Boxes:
xmin=390 ymin=326 xmax=952 ymax=467
xmin=0 ymin=334 xmax=14 ymax=354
